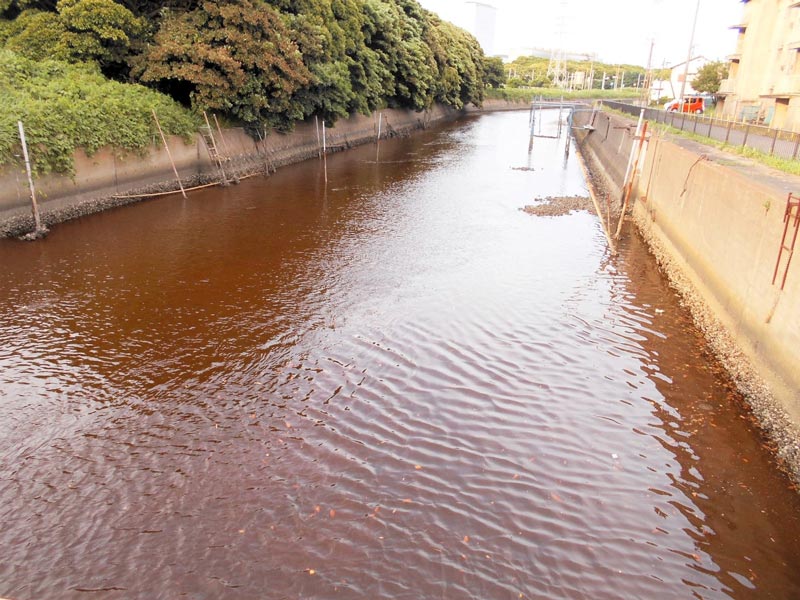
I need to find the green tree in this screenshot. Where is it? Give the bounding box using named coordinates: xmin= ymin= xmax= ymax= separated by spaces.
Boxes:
xmin=2 ymin=0 xmax=143 ymax=74
xmin=425 ymin=16 xmax=483 ymax=109
xmin=483 ymin=56 xmax=506 ymax=88
xmin=274 ymin=0 xmax=376 ymax=122
xmin=133 ymin=0 xmax=312 ymax=128
xmin=691 ymin=60 xmax=727 ymax=94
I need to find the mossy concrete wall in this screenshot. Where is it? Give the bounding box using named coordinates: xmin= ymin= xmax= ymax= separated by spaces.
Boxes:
xmin=0 ymin=100 xmax=531 ymax=224
xmin=575 ymin=110 xmax=800 ymax=425
xmin=0 ymin=105 xmax=458 ymax=221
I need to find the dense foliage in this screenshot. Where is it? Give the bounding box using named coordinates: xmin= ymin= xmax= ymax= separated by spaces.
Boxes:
xmin=2 ymin=0 xmax=489 ymax=128
xmin=133 ymin=0 xmax=312 ymax=128
xmin=0 ymin=0 xmax=496 ymax=171
xmin=0 ymin=50 xmax=197 ymax=174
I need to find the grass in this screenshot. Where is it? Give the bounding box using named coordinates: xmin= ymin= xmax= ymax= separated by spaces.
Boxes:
xmin=486 ymin=87 xmax=641 ymax=103
xmin=605 ymin=106 xmax=800 ymax=177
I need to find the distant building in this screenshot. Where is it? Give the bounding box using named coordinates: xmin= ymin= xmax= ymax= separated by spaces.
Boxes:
xmin=652 ymin=56 xmax=708 ymax=101
xmin=671 ymin=56 xmax=708 ymax=97
xmin=464 ymin=2 xmax=497 ymax=56
xmin=717 ymin=0 xmax=800 ymax=128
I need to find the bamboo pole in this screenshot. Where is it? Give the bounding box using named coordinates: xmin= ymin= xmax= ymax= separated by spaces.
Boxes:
xmin=528 ymin=110 xmax=535 ymax=152
xmin=212 ymin=113 xmax=230 ymax=156
xmin=152 ymin=109 xmax=187 ymax=198
xmin=212 ymin=113 xmax=238 ymax=184
xmin=264 ymin=126 xmax=275 ymax=173
xmin=255 ymin=127 xmax=270 ymax=175
xmin=17 ymin=120 xmax=45 ymax=234
xmin=622 ymin=109 xmax=645 ymax=187
xmin=614 ymin=121 xmax=649 ymax=240
xmin=322 ymin=120 xmax=328 ymax=184
xmin=315 ymin=116 xmax=321 ymax=158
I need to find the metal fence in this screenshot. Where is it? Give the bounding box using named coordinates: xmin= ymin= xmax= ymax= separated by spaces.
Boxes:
xmin=603 ymin=100 xmax=800 ymax=161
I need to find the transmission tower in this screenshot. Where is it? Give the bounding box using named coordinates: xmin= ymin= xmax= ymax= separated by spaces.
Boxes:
xmin=547 ymin=0 xmax=569 ymax=89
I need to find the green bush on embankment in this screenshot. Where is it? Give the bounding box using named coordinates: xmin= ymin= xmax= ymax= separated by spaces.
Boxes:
xmin=486 ymin=87 xmax=641 ymax=103
xmin=0 ymin=50 xmax=198 ymax=175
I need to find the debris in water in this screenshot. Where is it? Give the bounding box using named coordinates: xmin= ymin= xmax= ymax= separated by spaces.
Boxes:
xmin=521 ymin=196 xmax=593 ymax=217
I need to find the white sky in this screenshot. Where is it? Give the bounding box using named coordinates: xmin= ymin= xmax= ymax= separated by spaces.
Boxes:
xmin=418 ymin=0 xmax=743 ymax=67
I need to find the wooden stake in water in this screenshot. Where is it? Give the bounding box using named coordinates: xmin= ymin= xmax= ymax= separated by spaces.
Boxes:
xmin=202 ymin=111 xmax=228 ymax=186
xmin=255 ymin=127 xmax=270 ymax=175
xmin=315 ymin=116 xmax=322 ymax=159
xmin=528 ymin=110 xmax=535 ymax=152
xmin=17 ymin=120 xmax=45 ymax=235
xmin=152 ymin=109 xmax=187 ymax=198
xmin=376 ymin=113 xmax=383 ymax=163
xmin=322 ymin=120 xmax=328 ymax=184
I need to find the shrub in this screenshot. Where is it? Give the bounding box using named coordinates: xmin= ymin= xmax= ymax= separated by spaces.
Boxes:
xmin=0 ymin=49 xmax=197 ymax=174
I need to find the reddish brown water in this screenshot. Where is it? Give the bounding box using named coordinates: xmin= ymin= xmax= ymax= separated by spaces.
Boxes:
xmin=1 ymin=112 xmax=799 ymax=599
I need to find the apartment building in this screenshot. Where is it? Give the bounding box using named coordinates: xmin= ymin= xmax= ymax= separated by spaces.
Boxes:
xmin=717 ymin=0 xmax=800 ymax=129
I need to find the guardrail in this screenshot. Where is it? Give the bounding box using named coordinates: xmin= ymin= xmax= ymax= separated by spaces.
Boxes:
xmin=603 ymin=100 xmax=800 ymax=161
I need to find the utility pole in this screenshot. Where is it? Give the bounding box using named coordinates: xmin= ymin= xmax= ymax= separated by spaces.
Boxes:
xmin=678 ymin=0 xmax=701 ymax=104
xmin=642 ymin=38 xmax=655 ymax=106
xmin=547 ymin=0 xmax=569 ymax=89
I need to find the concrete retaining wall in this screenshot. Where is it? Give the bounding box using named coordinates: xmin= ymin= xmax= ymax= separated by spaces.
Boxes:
xmin=1 ymin=99 xmax=531 ymax=228
xmin=575 ymin=109 xmax=800 ymax=427
xmin=0 ymin=105 xmax=459 ymax=223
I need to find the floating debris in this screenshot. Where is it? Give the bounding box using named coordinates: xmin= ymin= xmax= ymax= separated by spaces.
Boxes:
xmin=521 ymin=195 xmax=593 ymax=217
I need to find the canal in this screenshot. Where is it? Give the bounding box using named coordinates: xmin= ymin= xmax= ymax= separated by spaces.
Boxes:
xmin=1 ymin=111 xmax=799 ymax=599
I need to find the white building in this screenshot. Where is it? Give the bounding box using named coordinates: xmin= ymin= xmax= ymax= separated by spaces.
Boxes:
xmin=661 ymin=56 xmax=709 ymax=99
xmin=464 ymin=2 xmax=497 ymax=56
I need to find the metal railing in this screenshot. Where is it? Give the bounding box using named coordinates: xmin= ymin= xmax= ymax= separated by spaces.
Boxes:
xmin=603 ymin=100 xmax=800 ymax=161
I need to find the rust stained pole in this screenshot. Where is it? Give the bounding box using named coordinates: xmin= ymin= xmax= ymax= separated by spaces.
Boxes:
xmin=152 ymin=109 xmax=187 ymax=198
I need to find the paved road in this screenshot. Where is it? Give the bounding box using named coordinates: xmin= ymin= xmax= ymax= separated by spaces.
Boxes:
xmin=606 ymin=101 xmax=800 ymax=160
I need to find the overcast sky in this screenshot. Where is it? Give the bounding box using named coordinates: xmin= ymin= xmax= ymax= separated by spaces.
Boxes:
xmin=418 ymin=0 xmax=742 ymax=67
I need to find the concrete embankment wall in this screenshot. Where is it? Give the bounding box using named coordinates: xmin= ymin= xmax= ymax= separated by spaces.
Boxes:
xmin=574 ymin=109 xmax=800 ymax=429
xmin=0 ymin=99 xmax=529 ymax=232
xmin=0 ymin=105 xmax=451 ymax=226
